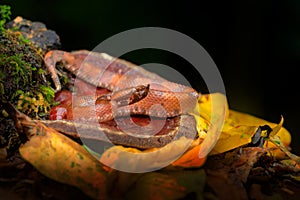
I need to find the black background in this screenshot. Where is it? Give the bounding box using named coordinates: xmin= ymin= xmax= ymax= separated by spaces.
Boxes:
xmin=3 ymin=0 xmax=300 ymax=153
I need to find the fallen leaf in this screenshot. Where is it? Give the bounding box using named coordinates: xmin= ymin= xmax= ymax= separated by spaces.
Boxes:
xmin=210 ymin=125 xmax=258 ymax=155
xmin=100 ymin=136 xmax=193 ymax=172
xmin=210 ymin=110 xmax=291 ymax=156
xmin=228 ymin=110 xmax=291 ymax=147
xmin=4 ymin=103 xmax=109 ymax=200
xmin=172 ymin=144 xmax=206 ymax=168
xmin=205 ymin=147 xmax=267 ymax=200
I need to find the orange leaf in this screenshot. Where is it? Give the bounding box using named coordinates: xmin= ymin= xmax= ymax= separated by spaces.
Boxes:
xmin=172 ymin=144 xmax=206 ymax=168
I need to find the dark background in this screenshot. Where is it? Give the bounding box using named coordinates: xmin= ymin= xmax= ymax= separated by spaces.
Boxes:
xmin=3 ymin=0 xmax=300 ymax=153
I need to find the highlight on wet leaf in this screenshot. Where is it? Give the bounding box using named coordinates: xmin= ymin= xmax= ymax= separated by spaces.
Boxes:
xmin=209 ymin=110 xmax=291 ymax=156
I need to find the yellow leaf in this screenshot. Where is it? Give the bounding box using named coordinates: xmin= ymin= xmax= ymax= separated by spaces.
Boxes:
xmin=4 ymin=103 xmax=108 ymax=200
xmin=269 ymin=116 xmax=284 ymax=137
xmin=210 ymin=110 xmax=291 ymax=156
xmin=172 ymin=144 xmax=206 ymax=168
xmin=100 ymin=137 xmax=194 ymax=172
xmin=196 ymin=93 xmax=229 ymax=121
xmin=19 ymin=122 xmax=109 ymax=200
xmin=210 ymin=125 xmax=258 ymax=155
xmin=193 ymin=93 xmax=228 ymax=158
xmin=226 ymin=110 xmax=291 ymax=146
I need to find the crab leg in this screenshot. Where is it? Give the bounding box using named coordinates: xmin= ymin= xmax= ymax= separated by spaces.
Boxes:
xmin=44 ymin=50 xmax=76 ymax=91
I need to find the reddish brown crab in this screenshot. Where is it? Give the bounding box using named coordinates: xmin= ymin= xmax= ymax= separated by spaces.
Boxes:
xmin=44 ymin=50 xmax=200 ymax=122
xmin=43 ymin=50 xmax=200 ymax=148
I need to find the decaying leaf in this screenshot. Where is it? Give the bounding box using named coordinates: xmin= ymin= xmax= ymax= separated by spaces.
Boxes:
xmin=3 ymin=102 xmax=108 ymax=200
xmin=171 ymin=144 xmax=206 ymax=168
xmin=100 ymin=136 xmax=194 ymax=172
xmin=210 ymin=110 xmax=291 ymax=156
xmin=209 ymin=124 xmax=258 ymax=155
xmin=205 ymin=147 xmax=268 ymax=200
xmin=194 ymin=93 xmax=289 ymax=157
xmin=227 ymin=110 xmax=291 ymax=147
xmin=19 ymin=127 xmax=109 ymax=199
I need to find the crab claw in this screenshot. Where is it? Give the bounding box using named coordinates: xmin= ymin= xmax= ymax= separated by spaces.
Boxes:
xmin=44 ymin=50 xmax=75 ymax=92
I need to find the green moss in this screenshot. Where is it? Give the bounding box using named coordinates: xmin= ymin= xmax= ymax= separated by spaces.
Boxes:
xmin=0 ymin=29 xmax=58 ymax=118
xmin=0 ymin=5 xmax=11 ymax=33
xmin=38 ymin=85 xmax=55 ymax=103
xmin=0 ymin=5 xmax=60 ymax=153
xmin=0 ymin=54 xmax=33 ymax=85
xmin=18 ymin=34 xmax=31 ymax=45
